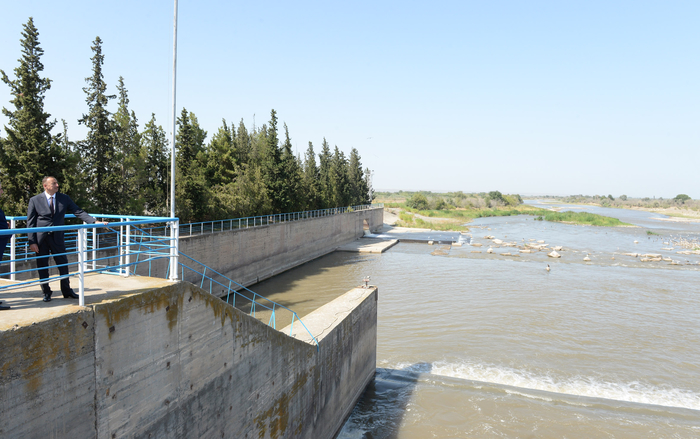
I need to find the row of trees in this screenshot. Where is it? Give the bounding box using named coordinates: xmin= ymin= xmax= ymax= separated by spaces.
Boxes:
xmin=378 ymin=190 xmax=524 ymax=211
xmin=0 ymin=18 xmax=373 ymax=222
xmin=559 ymin=194 xmax=698 ymax=211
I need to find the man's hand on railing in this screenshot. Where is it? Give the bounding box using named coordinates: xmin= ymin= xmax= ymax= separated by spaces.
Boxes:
xmin=29 ymin=243 xmax=39 ymax=253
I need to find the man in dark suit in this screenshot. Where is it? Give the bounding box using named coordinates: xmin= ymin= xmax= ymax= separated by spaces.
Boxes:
xmin=27 ymin=176 xmax=108 ymax=302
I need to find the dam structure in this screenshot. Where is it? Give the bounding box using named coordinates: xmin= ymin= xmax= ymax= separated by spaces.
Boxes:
xmin=0 ymin=205 xmax=383 ymax=438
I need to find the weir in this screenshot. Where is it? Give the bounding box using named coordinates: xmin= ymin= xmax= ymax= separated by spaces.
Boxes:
xmin=0 ymin=205 xmax=384 ymax=438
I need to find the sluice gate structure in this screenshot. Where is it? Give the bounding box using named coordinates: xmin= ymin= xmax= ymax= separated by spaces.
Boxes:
xmin=0 ymin=205 xmax=383 ymax=438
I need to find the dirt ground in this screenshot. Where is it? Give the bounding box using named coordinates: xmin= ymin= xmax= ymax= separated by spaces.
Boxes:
xmin=631 ymin=206 xmax=700 ymax=222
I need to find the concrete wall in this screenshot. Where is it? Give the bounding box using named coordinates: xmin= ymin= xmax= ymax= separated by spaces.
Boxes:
xmin=0 ymin=281 xmax=378 ymax=439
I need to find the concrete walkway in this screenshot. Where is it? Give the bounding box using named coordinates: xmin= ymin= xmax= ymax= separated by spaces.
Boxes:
xmin=0 ymin=273 xmax=172 ymax=331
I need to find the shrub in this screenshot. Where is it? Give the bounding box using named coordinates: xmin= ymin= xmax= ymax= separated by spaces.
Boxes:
xmin=433 ymin=198 xmax=447 ymax=210
xmin=407 ymin=193 xmax=430 ymax=210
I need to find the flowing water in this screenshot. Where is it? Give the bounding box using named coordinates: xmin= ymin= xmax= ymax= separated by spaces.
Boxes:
xmin=252 ymin=202 xmax=700 ymax=438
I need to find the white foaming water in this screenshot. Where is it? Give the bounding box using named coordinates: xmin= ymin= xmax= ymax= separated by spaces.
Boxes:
xmin=420 ymin=360 xmax=700 ymax=411
xmin=387 ymin=360 xmax=700 ymax=412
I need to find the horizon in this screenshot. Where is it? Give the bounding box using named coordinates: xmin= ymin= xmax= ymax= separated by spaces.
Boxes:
xmin=374 ymin=189 xmax=693 ymax=200
xmin=2 ymin=1 xmax=698 ymax=199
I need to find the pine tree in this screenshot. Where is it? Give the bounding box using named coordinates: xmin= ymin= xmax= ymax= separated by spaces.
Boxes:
xmin=78 ymin=36 xmax=118 ymax=213
xmin=303 ymin=142 xmax=321 ymax=210
xmin=330 ymin=146 xmax=350 ymax=207
xmin=55 ymin=119 xmax=87 ymax=207
xmin=112 ymin=76 xmax=143 ymax=214
xmin=205 ymin=119 xmax=236 ymax=187
xmin=236 ymin=119 xmax=251 ymax=165
xmin=318 ymin=138 xmax=332 ymax=208
xmin=175 ymin=108 xmax=209 ymax=222
xmin=280 ymin=123 xmax=303 ymax=212
xmin=347 ymin=147 xmax=369 ymax=206
xmin=0 ymin=18 xmax=68 ymax=214
xmin=139 ymin=114 xmax=169 ymax=216
xmin=259 ymin=109 xmax=285 ymax=213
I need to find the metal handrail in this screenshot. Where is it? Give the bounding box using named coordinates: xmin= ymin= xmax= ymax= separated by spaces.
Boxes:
xmin=174 ymin=252 xmax=320 ymax=351
xmin=0 ymin=216 xmax=180 ymax=305
xmin=176 ymin=203 xmax=383 ymax=237
xmin=0 ymin=214 xmax=320 ymax=350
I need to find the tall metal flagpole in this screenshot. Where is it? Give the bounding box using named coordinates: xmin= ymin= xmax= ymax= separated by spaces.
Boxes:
xmin=170 ymin=0 xmax=178 ymax=219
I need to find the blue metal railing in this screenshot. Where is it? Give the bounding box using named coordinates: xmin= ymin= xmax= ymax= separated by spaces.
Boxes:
xmin=173 ymin=252 xmax=319 ymax=350
xmin=0 ymin=213 xmax=321 ymax=349
xmin=174 ymin=203 xmax=382 ymax=237
xmin=0 ymin=215 xmax=180 ymax=305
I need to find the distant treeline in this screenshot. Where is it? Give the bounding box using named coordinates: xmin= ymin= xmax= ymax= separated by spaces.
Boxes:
xmin=0 ymin=18 xmax=372 ymax=222
xmin=551 ymin=194 xmax=698 ymax=211
xmin=375 ymin=190 xmax=523 ymax=210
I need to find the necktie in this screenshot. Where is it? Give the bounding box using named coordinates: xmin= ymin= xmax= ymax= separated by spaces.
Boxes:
xmin=49 ymin=196 xmax=54 ymax=215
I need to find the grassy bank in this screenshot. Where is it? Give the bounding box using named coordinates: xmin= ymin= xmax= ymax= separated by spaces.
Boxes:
xmin=396 ymin=211 xmax=469 ymax=231
xmin=533 ymin=211 xmax=632 ymax=227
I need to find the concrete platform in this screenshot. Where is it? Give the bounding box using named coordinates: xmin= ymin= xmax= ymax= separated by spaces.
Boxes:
xmin=335 ymin=238 xmax=398 ymax=253
xmin=0 ymin=273 xmax=173 ymax=331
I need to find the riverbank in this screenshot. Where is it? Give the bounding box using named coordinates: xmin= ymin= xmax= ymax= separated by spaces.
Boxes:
xmin=630 ymin=206 xmax=700 ymax=223
xmin=383 ymin=205 xmax=630 ymax=231
xmin=543 ymin=198 xmax=700 ymax=223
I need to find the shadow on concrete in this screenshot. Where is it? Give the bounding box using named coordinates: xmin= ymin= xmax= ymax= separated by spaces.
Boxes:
xmin=336 ymin=362 xmax=432 ymax=439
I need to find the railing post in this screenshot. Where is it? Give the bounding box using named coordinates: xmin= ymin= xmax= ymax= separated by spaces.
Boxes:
xmin=118 ymin=222 xmax=124 ymax=272
xmin=124 ymin=219 xmax=131 ymax=277
xmin=92 ymin=225 xmax=97 ymax=270
xmin=169 ymin=219 xmax=179 ymax=281
xmin=10 ymin=219 xmax=16 ymax=281
xmin=78 ymin=228 xmax=87 ymax=307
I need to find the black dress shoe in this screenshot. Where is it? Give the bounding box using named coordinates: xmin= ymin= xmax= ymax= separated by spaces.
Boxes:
xmin=63 ymin=290 xmax=79 ymax=299
xmin=0 ymin=305 xmax=10 ymax=310
xmin=43 ymin=293 xmax=52 ymax=302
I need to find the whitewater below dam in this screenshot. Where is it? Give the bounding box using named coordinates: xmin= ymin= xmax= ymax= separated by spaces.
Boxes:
xmin=252 ymin=201 xmax=700 ymax=438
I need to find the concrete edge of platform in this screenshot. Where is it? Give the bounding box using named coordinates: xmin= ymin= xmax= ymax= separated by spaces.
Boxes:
xmin=335 ymin=238 xmax=398 ymax=253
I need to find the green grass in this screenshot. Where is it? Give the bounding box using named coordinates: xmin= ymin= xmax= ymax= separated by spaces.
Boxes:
xmin=392 ymin=204 xmax=629 ymax=230
xmin=404 ymin=205 xmax=544 ymax=220
xmin=538 ymin=211 xmax=632 ymax=227
xmin=646 ymin=230 xmax=660 ymax=235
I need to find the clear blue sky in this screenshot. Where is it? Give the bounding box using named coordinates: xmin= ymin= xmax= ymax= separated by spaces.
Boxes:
xmin=2 ymin=1 xmax=698 ymax=199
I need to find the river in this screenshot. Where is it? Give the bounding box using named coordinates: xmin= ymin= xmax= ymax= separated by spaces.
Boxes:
xmin=252 ymin=202 xmax=700 ymax=438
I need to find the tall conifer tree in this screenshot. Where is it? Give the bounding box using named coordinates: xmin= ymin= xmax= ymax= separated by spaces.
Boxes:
xmin=175 ymin=108 xmax=209 ymax=222
xmin=140 ymin=114 xmax=169 ymax=216
xmin=205 ymin=119 xmax=236 ymax=187
xmin=260 ymin=109 xmax=285 ymax=213
xmin=318 ymin=138 xmax=333 ymax=208
xmin=347 ymin=148 xmax=369 ymax=205
xmin=280 ymin=123 xmax=303 ymax=212
xmin=330 ymin=146 xmax=350 ymax=207
xmin=113 ymin=76 xmax=143 ymax=214
xmin=303 ymin=142 xmax=321 ymax=210
xmin=0 ymin=18 xmax=68 ymax=214
xmin=79 ymin=36 xmax=118 ymax=212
